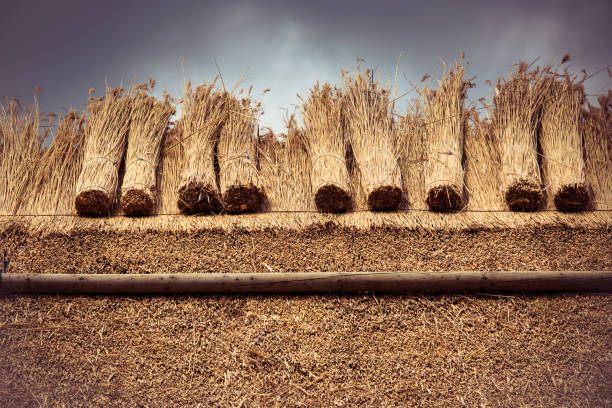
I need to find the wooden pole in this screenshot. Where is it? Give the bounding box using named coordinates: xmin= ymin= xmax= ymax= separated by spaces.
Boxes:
xmin=1 ymin=271 xmax=611 ymax=295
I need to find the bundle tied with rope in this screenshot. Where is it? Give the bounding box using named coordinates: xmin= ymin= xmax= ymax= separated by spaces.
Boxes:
xmin=494 ymin=63 xmax=549 ymax=211
xmin=121 ymin=81 xmax=175 ymax=216
xmin=301 ymin=83 xmax=351 ymax=213
xmin=75 ymin=86 xmax=132 ymax=217
xmin=177 ymin=77 xmax=227 ymax=215
xmin=342 ymin=68 xmax=402 ymax=211
xmin=218 ymin=92 xmax=265 ymax=214
xmin=422 ymin=62 xmax=472 ymax=211
xmin=540 ymin=76 xmax=589 ymax=211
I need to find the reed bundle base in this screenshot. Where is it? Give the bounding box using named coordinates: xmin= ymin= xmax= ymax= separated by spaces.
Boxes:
xmin=177 ymin=181 xmax=222 ymax=215
xmin=554 ymin=183 xmax=590 ymax=212
xmin=505 ymin=179 xmax=543 ymax=211
xmin=367 ymin=185 xmax=402 ymax=211
xmin=426 ymin=185 xmax=463 ymax=212
xmin=314 ymin=184 xmax=351 ymax=213
xmin=121 ymin=188 xmax=154 ymax=216
xmin=75 ymin=189 xmax=113 ymax=217
xmin=222 ymin=184 xmax=265 ymax=214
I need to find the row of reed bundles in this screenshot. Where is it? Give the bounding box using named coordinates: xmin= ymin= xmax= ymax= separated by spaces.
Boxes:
xmin=2 ymin=63 xmax=607 ymax=217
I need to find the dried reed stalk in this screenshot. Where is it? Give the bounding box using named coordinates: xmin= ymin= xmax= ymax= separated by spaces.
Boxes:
xmin=396 ymin=102 xmax=427 ymax=210
xmin=342 ymin=69 xmax=402 ymax=211
xmin=218 ymin=94 xmax=265 ymax=214
xmin=177 ymin=78 xmax=227 ymax=215
xmin=156 ymin=122 xmax=185 ymax=214
xmin=494 ymin=63 xmax=549 ymax=211
xmin=121 ymin=85 xmax=175 ymax=216
xmin=583 ymin=91 xmax=611 ymax=210
xmin=463 ymin=110 xmax=505 ymax=210
xmin=540 ymin=77 xmax=589 ymax=211
xmin=422 ymin=63 xmax=470 ymax=211
xmin=259 ymin=120 xmax=312 ymax=212
xmin=75 ymin=86 xmax=132 ymax=216
xmin=301 ymin=83 xmax=351 ymax=213
xmin=18 ymin=110 xmax=85 ymax=214
xmin=0 ymin=98 xmax=43 ymax=215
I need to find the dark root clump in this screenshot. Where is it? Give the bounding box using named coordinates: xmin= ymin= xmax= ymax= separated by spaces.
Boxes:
xmin=426 ymin=185 xmax=463 ymax=212
xmin=314 ymin=184 xmax=352 ymax=213
xmin=505 ymin=179 xmax=543 ymax=212
xmin=121 ymin=189 xmax=155 ymax=217
xmin=178 ymin=181 xmax=222 ymax=215
xmin=222 ymin=184 xmax=265 ymax=214
xmin=75 ymin=189 xmax=113 ymax=217
xmin=554 ymin=183 xmax=590 ymax=212
xmin=367 ymin=185 xmax=403 ymax=212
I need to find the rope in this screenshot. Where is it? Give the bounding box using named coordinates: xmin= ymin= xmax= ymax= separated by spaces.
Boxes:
xmin=2 ymin=207 xmax=611 ymax=218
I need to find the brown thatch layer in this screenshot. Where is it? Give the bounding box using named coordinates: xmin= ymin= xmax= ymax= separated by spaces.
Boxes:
xmin=426 ymin=184 xmax=463 ymax=212
xmin=554 ymin=183 xmax=590 ymax=212
xmin=314 ymin=184 xmax=351 ymax=213
xmin=222 ymin=184 xmax=265 ymax=214
xmin=74 ymin=189 xmax=113 ymax=217
xmin=120 ymin=188 xmax=155 ymax=217
xmin=177 ymin=181 xmax=222 ymax=215
xmin=505 ymin=178 xmax=543 ymax=212
xmin=367 ymin=185 xmax=403 ymax=211
xmin=1 ymin=225 xmax=611 ymax=406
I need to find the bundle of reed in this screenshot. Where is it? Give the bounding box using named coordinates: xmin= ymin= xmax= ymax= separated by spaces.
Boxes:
xmin=396 ymin=102 xmax=427 ymax=211
xmin=422 ymin=64 xmax=471 ymax=211
xmin=464 ymin=108 xmax=508 ymax=210
xmin=121 ymin=83 xmax=175 ymax=216
xmin=177 ymin=78 xmax=227 ymax=215
xmin=540 ymin=76 xmax=589 ymax=211
xmin=493 ymin=63 xmax=549 ymax=211
xmin=301 ymin=83 xmax=351 ymax=213
xmin=218 ymin=94 xmax=265 ymax=214
xmin=583 ymin=91 xmax=611 ymax=210
xmin=258 ymin=119 xmax=312 ymax=212
xmin=156 ymin=121 xmax=185 ymax=214
xmin=74 ymin=86 xmax=132 ymax=217
xmin=0 ymin=97 xmax=44 ymax=215
xmin=17 ymin=110 xmax=85 ymax=214
xmin=342 ymin=69 xmax=402 ymax=211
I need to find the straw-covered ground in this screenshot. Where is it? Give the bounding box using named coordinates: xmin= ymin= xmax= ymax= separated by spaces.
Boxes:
xmin=1 ymin=292 xmax=610 ymax=407
xmin=1 ymin=222 xmax=611 ymax=406
xmin=1 ymin=224 xmax=611 ymax=274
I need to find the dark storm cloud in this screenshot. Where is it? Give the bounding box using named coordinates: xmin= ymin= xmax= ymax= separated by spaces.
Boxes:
xmin=1 ymin=0 xmax=610 ymax=131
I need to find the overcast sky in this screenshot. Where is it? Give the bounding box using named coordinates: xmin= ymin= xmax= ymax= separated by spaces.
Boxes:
xmin=1 ymin=0 xmax=610 ymax=132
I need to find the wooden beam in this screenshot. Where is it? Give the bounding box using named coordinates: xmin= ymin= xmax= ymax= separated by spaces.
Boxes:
xmin=1 ymin=271 xmax=611 ymax=295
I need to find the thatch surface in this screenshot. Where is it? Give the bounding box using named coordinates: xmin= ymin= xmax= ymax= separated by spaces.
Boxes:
xmin=1 ymin=225 xmax=610 ymax=274
xmin=0 ymin=291 xmax=610 ymax=407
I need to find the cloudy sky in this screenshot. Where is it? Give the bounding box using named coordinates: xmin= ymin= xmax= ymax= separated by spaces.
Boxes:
xmin=1 ymin=0 xmax=610 ymax=132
